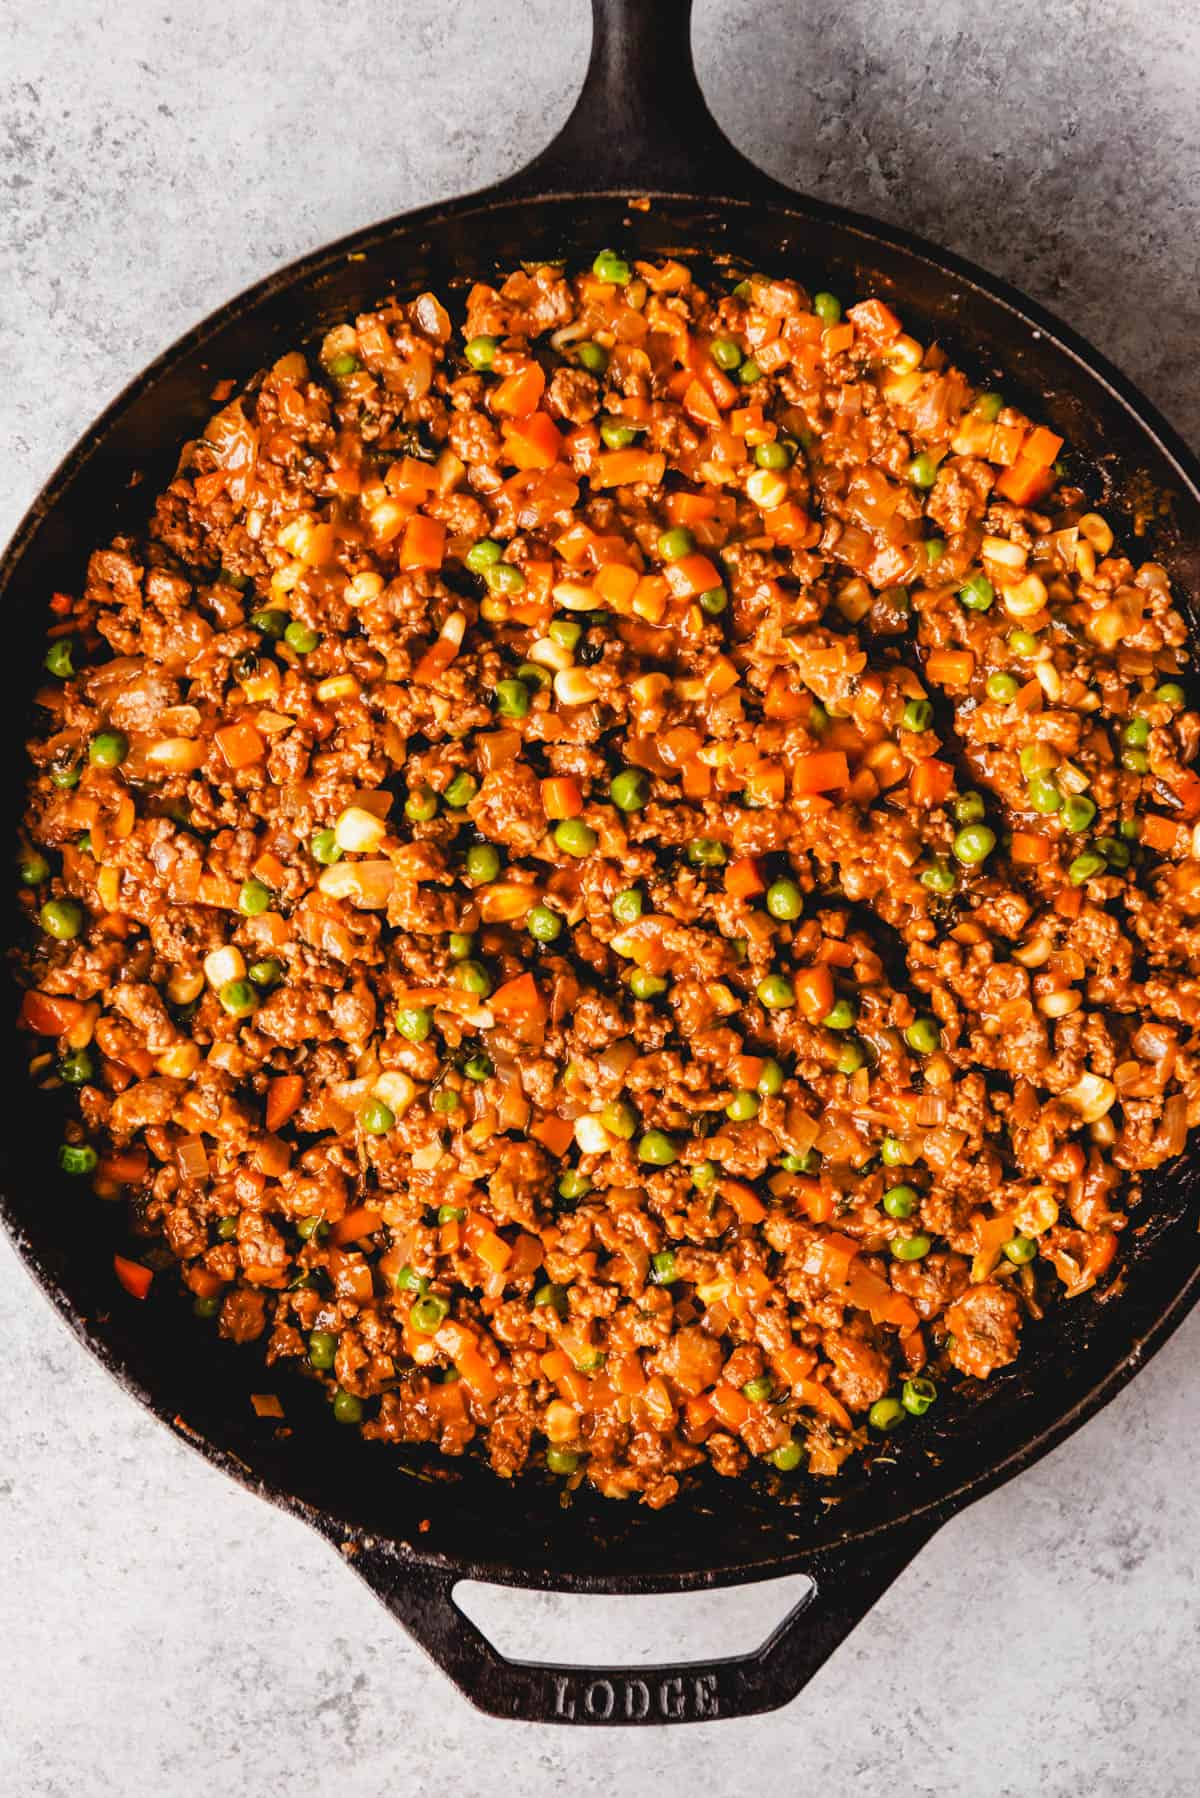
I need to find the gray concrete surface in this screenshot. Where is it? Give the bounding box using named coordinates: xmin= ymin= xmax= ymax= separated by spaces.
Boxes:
xmin=3 ymin=1 xmax=1199 ymax=1791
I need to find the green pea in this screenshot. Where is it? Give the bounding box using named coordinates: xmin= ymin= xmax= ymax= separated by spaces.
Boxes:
xmin=755 ymin=440 xmax=792 ymax=470
xmin=836 ymin=1042 xmax=865 ymax=1075
xmin=958 ymin=574 xmax=994 ymax=612
xmin=40 ymin=898 xmax=83 ymax=940
xmin=443 ymin=772 xmax=478 ymax=811
xmin=600 ymin=1099 xmax=638 ymax=1140
xmin=466 ymin=538 xmax=503 ymax=573
xmin=296 ymin=1216 xmax=327 ymax=1240
xmin=310 ymin=828 xmax=342 ymax=865
xmin=638 ymin=1130 xmax=678 ymax=1166
xmin=905 ymin=1017 xmax=940 ymax=1055
xmin=757 ymin=1058 xmax=784 ymax=1096
xmin=555 ymin=819 xmax=597 ymax=857
xmin=433 ymin=1088 xmax=462 ymax=1115
xmin=1069 ymin=850 xmax=1107 ymax=884
xmin=883 ymin=1184 xmax=918 ymax=1219
xmin=78 ymin=835 xmax=92 ymax=858
xmin=742 ymin=1375 xmax=774 ymax=1404
xmin=216 ymin=1216 xmax=239 ymax=1240
xmin=1061 ymin=794 xmax=1096 ymax=834
xmin=394 ymin=1264 xmax=425 ymax=1291
xmin=359 ymin=1098 xmax=395 ymax=1136
xmin=494 ymin=677 xmax=530 ymax=719
xmin=238 ymin=879 xmax=271 ymax=916
xmin=808 ymin=701 xmax=829 ymax=735
xmin=908 ymin=452 xmax=938 ymax=489
xmin=612 ymin=887 xmax=643 ymax=924
xmin=779 ymin=1149 xmax=819 ymax=1174
xmin=218 ymin=979 xmax=258 ymax=1018
xmin=593 ymin=248 xmax=631 ymax=285
xmin=699 ymin=586 xmax=728 ymax=616
xmin=687 ymin=837 xmax=725 ymax=867
xmin=1123 ymin=715 xmax=1151 ymax=747
xmin=880 ymin=1136 xmax=911 ymax=1166
xmin=597 ymin=418 xmax=634 ymax=450
xmin=405 ymin=784 xmax=439 ymax=823
xmin=50 ymin=760 xmax=81 ymax=790
xmin=1018 ymin=744 xmax=1048 ymax=777
xmin=448 ymin=932 xmax=474 ymax=961
xmin=738 ymin=358 xmax=763 ymax=385
xmin=813 ymin=291 xmax=842 ymax=325
xmin=710 ymin=337 xmax=743 ymax=371
xmin=771 ymin=1440 xmax=804 ymax=1471
xmin=891 ymin=1233 xmax=932 ymax=1261
xmin=757 ymin=975 xmax=795 ymax=1010
xmin=464 ymin=335 xmax=497 ymax=371
xmin=576 ymin=341 xmax=609 ymax=375
xmin=610 ymin=768 xmax=649 ymax=812
xmin=555 ymin=1170 xmax=592 ymax=1206
xmin=396 ymin=1006 xmax=432 ymax=1043
xmin=485 ymin=561 xmax=527 ymax=595
xmin=546 ymin=1445 xmax=581 ymax=1475
xmin=1004 ymin=1234 xmax=1038 ymax=1265
xmin=921 ymin=858 xmax=957 ymax=895
xmin=924 ymin=538 xmax=946 ymax=566
xmin=332 ymin=1389 xmax=363 ymax=1425
xmin=44 ymin=640 xmax=75 ymax=678
xmin=953 ymin=824 xmax=996 ymax=865
xmin=726 ymin=1089 xmax=760 ymax=1122
xmin=308 ymin=1330 xmax=337 ymax=1370
xmin=867 ymin=1396 xmax=905 ymax=1432
xmin=954 ymin=791 xmax=986 ymax=825
xmin=19 ymin=851 xmax=50 ymax=887
xmin=58 ymin=1143 xmax=97 ymax=1175
xmin=1120 ymin=817 xmax=1141 ymax=840
xmin=657 ymin=526 xmax=695 ymax=562
xmin=629 ymin=968 xmax=668 ymax=1000
xmin=974 ymin=392 xmax=1004 ymax=421
xmin=823 ymin=999 xmax=855 ymax=1031
xmin=251 ymin=608 xmax=289 ymax=638
xmin=1096 ymin=835 xmax=1131 ymax=870
xmin=1027 ymin=773 xmax=1062 ymax=815
xmin=454 ymin=959 xmax=492 ymax=997
xmin=328 ymin=352 xmax=359 ymax=377
xmin=58 ymin=1047 xmax=94 ymax=1085
xmin=527 ymin=904 xmax=562 ymax=943
xmin=193 ymin=1295 xmax=221 ymax=1319
xmin=549 ymin=617 xmax=584 ymax=650
xmin=1122 ymin=748 xmax=1149 ymax=774
xmin=465 ymin=1054 xmax=492 ymax=1086
xmin=902 ymin=1376 xmax=937 ymax=1416
xmin=692 ymin=1160 xmax=718 ymax=1189
xmin=284 ymin=621 xmax=318 ymax=654
xmin=765 ymin=878 xmax=803 ymax=920
xmin=88 ymin=730 xmax=128 ymax=769
xmin=1008 ymin=629 xmax=1040 ymax=656
xmin=901 ymin=699 xmax=933 ymax=733
xmin=650 ymin=1249 xmax=678 ymax=1285
xmin=411 ymin=1293 xmax=451 ymax=1333
xmin=987 ymin=672 xmax=1019 ymax=702
xmin=1156 ymin=682 xmax=1186 ymax=707
xmin=533 ymin=1283 xmax=568 ymax=1313
xmin=465 ymin=843 xmax=501 ymax=884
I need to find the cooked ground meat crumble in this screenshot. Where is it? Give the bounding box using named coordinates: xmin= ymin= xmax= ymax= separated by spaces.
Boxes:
xmin=17 ymin=250 xmax=1200 ymax=1507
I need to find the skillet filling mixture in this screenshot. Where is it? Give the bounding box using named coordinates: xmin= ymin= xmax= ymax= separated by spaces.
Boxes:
xmin=18 ymin=253 xmax=1200 ymax=1508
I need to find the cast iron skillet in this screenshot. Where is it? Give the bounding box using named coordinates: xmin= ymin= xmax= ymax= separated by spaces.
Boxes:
xmin=4 ymin=0 xmax=1200 ymax=1726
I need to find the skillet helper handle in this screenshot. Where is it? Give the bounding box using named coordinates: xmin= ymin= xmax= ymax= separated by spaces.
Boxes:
xmin=350 ymin=1522 xmax=934 ymax=1724
xmin=497 ymin=0 xmax=784 ymax=201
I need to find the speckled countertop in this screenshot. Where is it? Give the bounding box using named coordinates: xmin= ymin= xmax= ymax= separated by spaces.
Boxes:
xmin=3 ymin=3 xmax=1200 ymax=1792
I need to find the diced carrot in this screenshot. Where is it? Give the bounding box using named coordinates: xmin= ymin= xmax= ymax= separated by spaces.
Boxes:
xmin=489 ymin=972 xmax=544 ymax=1020
xmin=1142 ymin=812 xmax=1183 ymax=852
xmin=909 ymin=757 xmax=955 ymax=807
xmin=477 ymin=881 xmax=537 ymax=922
xmin=474 ymin=1230 xmax=512 ymax=1274
xmin=251 ymin=1393 xmax=285 ymax=1418
xmin=531 ymin=1114 xmax=574 ymax=1157
xmin=772 ymin=1343 xmax=818 ymax=1387
xmin=194 ymin=470 xmax=227 ymax=506
xmin=996 ymin=456 xmax=1055 ymax=506
xmin=491 ymin=362 xmax=545 ymax=417
xmin=254 ymin=1133 xmax=291 ymax=1178
xmin=1170 ymin=769 xmax=1200 ymax=818
xmin=611 ymin=1352 xmax=647 ymax=1397
xmin=724 ymin=855 xmax=766 ymax=899
xmin=681 ymin=756 xmax=712 ymax=797
xmin=1010 ymin=830 xmax=1053 ymax=865
xmin=113 ymin=1254 xmax=153 ymax=1300
xmin=795 ymin=1379 xmax=852 ymax=1432
xmin=795 ymin=1179 xmax=835 ymax=1223
xmin=729 ymin=405 xmax=765 ymax=436
xmin=189 ymin=1267 xmax=225 ymax=1301
xmin=721 ymin=1180 xmax=767 ymax=1224
xmin=684 ymin=1393 xmax=716 ymax=1437
xmin=846 ymin=298 xmax=902 ymax=343
xmin=631 ymin=574 xmax=669 ymax=623
xmin=730 ymin=1054 xmax=766 ymax=1090
xmin=762 ymin=502 xmax=811 ymax=546
xmin=822 ymin=322 xmax=855 ymax=355
xmin=593 ymin=562 xmax=639 ymax=608
xmin=252 ymin=850 xmax=289 ymax=887
xmin=763 ymin=670 xmax=806 ymax=720
xmin=555 ymin=521 xmax=597 ymax=565
xmin=990 ymin=423 xmax=1027 ymax=466
xmin=793 ymin=964 xmax=835 ymax=1022
xmin=1055 ymin=886 xmax=1083 ymax=919
xmin=682 ymin=379 xmax=723 ymax=428
xmin=386 ymin=455 xmax=439 ymax=502
xmin=709 ymin=1381 xmax=751 ymax=1430
xmin=664 ymin=552 xmax=722 ymax=600
xmin=1023 ymin=426 xmax=1064 ymax=468
xmin=541 ymin=776 xmax=583 ymax=819
xmin=925 ymin=649 xmax=975 ymax=687
xmin=744 ymin=761 xmax=787 ymax=805
xmin=332 ymin=1205 xmax=383 ymax=1247
xmin=455 ymin=1344 xmax=500 ymax=1405
xmin=592 ymin=449 xmax=667 ymax=489
xmin=666 ymin=491 xmax=718 ymax=525
xmin=265 ymin=1074 xmax=304 ymax=1133
xmin=502 ymin=411 xmax=564 ymax=470
xmin=398 ymin=513 xmax=446 ymax=570
xmin=20 ymin=989 xmax=86 ymax=1035
xmin=793 ymin=750 xmax=849 ymax=795
xmin=98 ymin=1147 xmax=149 ymax=1184
xmin=214 ymin=721 xmax=266 ymax=769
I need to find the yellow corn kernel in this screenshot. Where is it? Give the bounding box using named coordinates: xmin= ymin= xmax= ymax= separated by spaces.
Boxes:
xmin=1037 ymin=988 xmax=1080 ymax=1018
xmin=1063 ymin=1071 xmax=1117 ymax=1123
xmin=551 ymin=580 xmax=597 ymax=612
xmin=745 ymin=468 xmax=789 ymax=510
xmin=96 ymin=867 xmax=121 ymax=912
xmin=1002 ymin=573 xmax=1048 ymax=618
xmin=345 ymin=570 xmax=384 ymax=607
xmin=1014 ymin=1188 xmax=1059 ymax=1236
xmin=203 ymin=945 xmax=246 ymax=989
xmin=574 ymin=1116 xmax=614 ymax=1154
xmin=367 ymin=500 xmax=408 ymax=544
xmin=270 ymin=561 xmax=302 ymax=594
xmin=146 ymin=737 xmax=207 ymax=772
xmin=66 ymin=1002 xmax=100 ymax=1050
xmin=554 ymin=668 xmax=601 ymax=707
xmin=981 ymin=535 xmax=1027 ymax=569
xmin=884 ymin=334 xmax=923 ymax=374
xmin=544 ymin=1401 xmax=581 ymax=1443
xmin=1035 ymin=660 xmax=1062 ymax=702
xmin=316 ymin=675 xmax=361 ymax=703
xmin=1078 ymin=512 xmax=1114 ymax=555
xmin=167 ymin=969 xmax=206 ymax=1006
xmin=334 ymin=805 xmax=387 ymax=853
xmin=373 ymin=1070 xmax=416 ymax=1116
xmin=157 ymin=1042 xmax=201 ymax=1078
xmin=525 ymin=636 xmax=573 ymax=673
xmin=1074 ymin=540 xmax=1096 ymax=580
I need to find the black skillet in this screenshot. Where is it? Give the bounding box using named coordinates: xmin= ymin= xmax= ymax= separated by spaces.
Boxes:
xmin=4 ymin=0 xmax=1200 ymax=1727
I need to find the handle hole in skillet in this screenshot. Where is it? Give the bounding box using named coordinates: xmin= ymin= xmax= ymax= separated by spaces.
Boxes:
xmin=451 ymin=1571 xmax=814 ymax=1667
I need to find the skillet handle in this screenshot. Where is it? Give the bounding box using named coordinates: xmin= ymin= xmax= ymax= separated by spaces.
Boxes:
xmin=494 ymin=0 xmax=787 ymax=202
xmin=346 ymin=1521 xmax=934 ymax=1724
